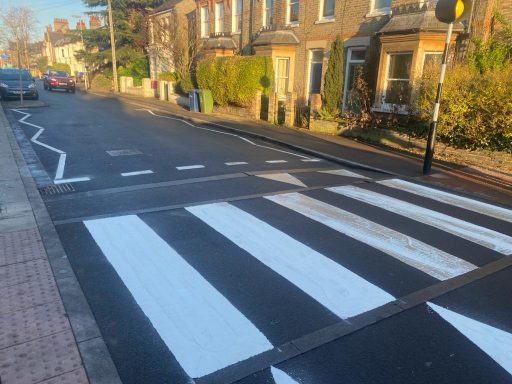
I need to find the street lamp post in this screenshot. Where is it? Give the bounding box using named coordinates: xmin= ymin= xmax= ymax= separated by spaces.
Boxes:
xmin=107 ymin=0 xmax=119 ymax=93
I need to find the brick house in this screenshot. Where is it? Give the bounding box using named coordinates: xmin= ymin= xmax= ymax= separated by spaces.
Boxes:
xmin=148 ymin=0 xmax=197 ymax=80
xmin=194 ymin=0 xmax=510 ymax=114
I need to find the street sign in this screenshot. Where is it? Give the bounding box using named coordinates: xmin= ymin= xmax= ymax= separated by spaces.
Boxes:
xmin=435 ymin=0 xmax=472 ymax=24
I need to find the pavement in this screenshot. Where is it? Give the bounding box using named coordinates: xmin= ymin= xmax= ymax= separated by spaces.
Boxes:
xmin=0 ymin=88 xmax=510 ymax=384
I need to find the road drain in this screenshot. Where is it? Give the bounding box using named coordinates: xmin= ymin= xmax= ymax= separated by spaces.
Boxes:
xmin=39 ymin=183 xmax=75 ymax=196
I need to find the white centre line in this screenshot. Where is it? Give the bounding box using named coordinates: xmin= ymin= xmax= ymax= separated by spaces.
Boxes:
xmin=266 ymin=160 xmax=288 ymax=164
xmin=187 ymin=202 xmax=394 ymax=319
xmin=266 ymin=192 xmax=477 ymax=281
xmin=301 ymin=159 xmax=321 ymax=162
xmin=176 ymin=165 xmax=205 ymax=170
xmin=121 ymin=170 xmax=154 ymax=177
xmin=225 ymin=162 xmax=249 ymax=166
xmin=330 ymin=185 xmax=512 ymax=255
xmin=84 ymin=215 xmax=273 ymax=378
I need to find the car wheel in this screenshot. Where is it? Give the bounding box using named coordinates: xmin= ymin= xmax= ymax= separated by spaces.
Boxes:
xmin=43 ymin=83 xmax=47 ymax=90
xmin=33 ymin=94 xmax=39 ymax=100
xmin=48 ymin=86 xmax=52 ymax=91
xmin=71 ymin=88 xmax=75 ymax=94
xmin=66 ymin=89 xmax=69 ymax=93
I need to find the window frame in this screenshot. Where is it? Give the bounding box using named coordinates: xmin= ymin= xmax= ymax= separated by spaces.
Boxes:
xmin=232 ymin=0 xmax=243 ymax=33
xmin=422 ymin=51 xmax=443 ymax=74
xmin=286 ymin=0 xmax=300 ymax=25
xmin=382 ymin=51 xmax=413 ymax=110
xmin=263 ymin=0 xmax=273 ymax=27
xmin=319 ymin=0 xmax=335 ymax=21
xmin=342 ymin=47 xmax=366 ymax=112
xmin=306 ymin=49 xmax=324 ymax=97
xmin=275 ymin=57 xmax=290 ymax=98
xmin=201 ymin=5 xmax=209 ymax=38
xmin=215 ymin=2 xmax=224 ymax=33
xmin=368 ymin=0 xmax=392 ymax=16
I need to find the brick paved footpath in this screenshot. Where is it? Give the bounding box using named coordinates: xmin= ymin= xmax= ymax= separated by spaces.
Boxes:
xmin=0 ymin=105 xmax=120 ymax=384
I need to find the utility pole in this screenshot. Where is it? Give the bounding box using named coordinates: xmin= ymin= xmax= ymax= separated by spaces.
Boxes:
xmin=16 ymin=39 xmax=23 ymax=105
xmin=107 ymin=0 xmax=118 ymax=92
xmin=73 ymin=15 xmax=89 ymax=90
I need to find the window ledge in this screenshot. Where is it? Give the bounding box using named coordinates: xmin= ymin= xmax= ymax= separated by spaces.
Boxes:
xmin=365 ymin=8 xmax=392 ymax=18
xmin=232 ymin=31 xmax=241 ymax=35
xmin=314 ymin=18 xmax=335 ymax=24
xmin=286 ymin=22 xmax=300 ymax=28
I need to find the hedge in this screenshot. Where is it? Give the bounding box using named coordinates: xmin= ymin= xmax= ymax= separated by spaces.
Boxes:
xmin=414 ymin=63 xmax=512 ymax=152
xmin=196 ymin=56 xmax=272 ymax=107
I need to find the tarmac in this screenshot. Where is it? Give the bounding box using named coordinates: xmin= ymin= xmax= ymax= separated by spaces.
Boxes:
xmin=0 ymin=91 xmax=510 ymax=384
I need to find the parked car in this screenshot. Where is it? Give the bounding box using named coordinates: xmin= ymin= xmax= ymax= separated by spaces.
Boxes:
xmin=0 ymin=68 xmax=39 ymax=100
xmin=43 ymin=69 xmax=76 ymax=93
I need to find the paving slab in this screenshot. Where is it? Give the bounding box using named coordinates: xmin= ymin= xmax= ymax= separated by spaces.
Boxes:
xmin=0 ymin=228 xmax=45 ymax=266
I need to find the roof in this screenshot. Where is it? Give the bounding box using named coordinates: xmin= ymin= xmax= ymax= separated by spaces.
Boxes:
xmin=379 ymin=3 xmax=464 ymax=35
xmin=48 ymin=32 xmax=78 ymax=47
xmin=204 ymin=36 xmax=238 ymax=50
xmin=253 ymin=30 xmax=300 ymax=46
xmin=152 ymin=0 xmax=182 ymax=14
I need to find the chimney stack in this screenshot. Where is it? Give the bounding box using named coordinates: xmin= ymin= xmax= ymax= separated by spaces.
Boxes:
xmin=76 ymin=20 xmax=86 ymax=30
xmin=54 ymin=18 xmax=69 ymax=33
xmin=89 ymin=15 xmax=101 ymax=30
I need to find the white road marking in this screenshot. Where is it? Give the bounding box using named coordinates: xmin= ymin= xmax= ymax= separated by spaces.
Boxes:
xmin=13 ymin=109 xmax=89 ymax=184
xmin=84 ymin=215 xmax=273 ymax=378
xmin=138 ymin=109 xmax=314 ymax=160
xmin=271 ymin=367 xmax=300 ymax=384
xmin=320 ymin=169 xmax=370 ymax=179
xmin=428 ymin=302 xmax=512 ymax=376
xmin=54 ymin=177 xmax=91 ymax=184
xmin=187 ymin=202 xmax=394 ymax=319
xmin=378 ymin=178 xmax=512 ymax=223
xmin=225 ymin=162 xmax=248 ymax=166
xmin=301 ymin=159 xmax=321 ymax=162
xmin=266 ymin=160 xmax=288 ymax=164
xmin=256 ymin=173 xmax=307 ymax=188
xmin=176 ymin=165 xmax=205 ymax=170
xmin=266 ymin=193 xmax=476 ymax=280
xmin=330 ymin=185 xmax=512 ymax=255
xmin=121 ymin=170 xmax=154 ymax=177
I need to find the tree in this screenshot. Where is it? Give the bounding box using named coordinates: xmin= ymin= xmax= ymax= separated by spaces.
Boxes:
xmin=81 ymin=0 xmax=165 ymax=75
xmin=36 ymin=56 xmax=49 ymax=73
xmin=0 ymin=7 xmax=37 ymax=68
xmin=322 ymin=36 xmax=344 ymax=115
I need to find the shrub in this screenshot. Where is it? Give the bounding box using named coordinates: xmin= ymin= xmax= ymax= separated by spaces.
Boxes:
xmin=176 ymin=73 xmax=195 ymax=95
xmin=322 ymin=36 xmax=344 ymax=115
xmin=91 ymin=73 xmax=112 ymax=91
xmin=414 ymin=63 xmax=512 ymax=152
xmin=196 ymin=56 xmax=272 ymax=107
xmin=117 ymin=58 xmax=148 ymax=86
xmin=158 ymin=71 xmax=178 ymax=82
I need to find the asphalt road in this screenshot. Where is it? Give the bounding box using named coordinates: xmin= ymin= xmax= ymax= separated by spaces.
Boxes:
xmin=6 ymin=82 xmax=512 ymax=384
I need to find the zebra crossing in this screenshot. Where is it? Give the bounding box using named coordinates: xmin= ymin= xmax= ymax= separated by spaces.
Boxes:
xmin=82 ymin=177 xmax=512 ymax=382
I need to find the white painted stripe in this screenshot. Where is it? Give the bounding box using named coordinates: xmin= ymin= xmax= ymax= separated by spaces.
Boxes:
xmin=428 ymin=302 xmax=512 ymax=376
xmin=266 ymin=193 xmax=476 ymax=280
xmin=55 ymin=153 xmax=67 ymax=180
xmin=330 ymin=185 xmax=512 ymax=255
xmin=54 ymin=177 xmax=91 ymax=184
xmin=176 ymin=165 xmax=205 ymax=170
xmin=378 ymin=178 xmax=512 ymax=223
xmin=301 ymin=159 xmax=321 ymax=162
xmin=84 ymin=215 xmax=272 ymax=378
xmin=320 ymin=169 xmax=370 ymax=179
xmin=225 ymin=162 xmax=248 ymax=166
xmin=271 ymin=367 xmax=300 ymax=384
xmin=121 ymin=170 xmax=154 ymax=177
xmin=187 ymin=203 xmax=394 ymax=319
xmin=266 ymin=160 xmax=288 ymax=164
xmin=256 ymin=173 xmax=307 ymax=188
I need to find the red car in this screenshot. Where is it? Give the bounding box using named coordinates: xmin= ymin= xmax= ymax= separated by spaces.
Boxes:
xmin=43 ymin=70 xmax=76 ymax=93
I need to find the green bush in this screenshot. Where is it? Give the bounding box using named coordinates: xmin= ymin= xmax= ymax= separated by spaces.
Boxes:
xmin=322 ymin=36 xmax=344 ymax=115
xmin=91 ymin=73 xmax=112 ymax=91
xmin=117 ymin=58 xmax=148 ymax=87
xmin=414 ymin=63 xmax=512 ymax=152
xmin=176 ymin=73 xmax=195 ymax=95
xmin=196 ymin=56 xmax=272 ymax=107
xmin=158 ymin=71 xmax=178 ymax=82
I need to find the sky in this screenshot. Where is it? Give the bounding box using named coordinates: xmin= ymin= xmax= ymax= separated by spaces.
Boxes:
xmin=0 ymin=0 xmax=105 ymax=39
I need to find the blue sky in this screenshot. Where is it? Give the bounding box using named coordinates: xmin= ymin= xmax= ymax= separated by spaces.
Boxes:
xmin=1 ymin=0 xmax=105 ymax=38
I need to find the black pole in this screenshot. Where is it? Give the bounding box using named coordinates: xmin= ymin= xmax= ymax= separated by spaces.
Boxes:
xmin=423 ymin=22 xmax=453 ymax=175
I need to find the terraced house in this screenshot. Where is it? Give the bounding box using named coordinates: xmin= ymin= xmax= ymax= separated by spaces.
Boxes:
xmin=195 ymin=0 xmax=510 ymax=113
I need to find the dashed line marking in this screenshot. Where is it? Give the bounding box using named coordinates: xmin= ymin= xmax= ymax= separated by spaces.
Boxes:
xmin=121 ymin=170 xmax=154 ymax=177
xmin=266 ymin=160 xmax=288 ymax=164
xmin=225 ymin=162 xmax=248 ymax=166
xmin=176 ymin=165 xmax=205 ymax=170
xmin=54 ymin=177 xmax=91 ymax=184
xmin=301 ymin=159 xmax=321 ymax=162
